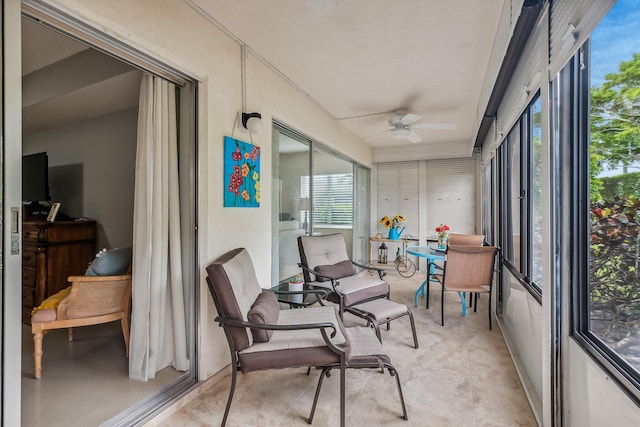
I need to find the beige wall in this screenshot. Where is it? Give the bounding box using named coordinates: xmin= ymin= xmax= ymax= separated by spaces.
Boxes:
xmin=23 ymin=108 xmax=137 ymax=249
xmin=45 ymin=0 xmax=372 ymax=379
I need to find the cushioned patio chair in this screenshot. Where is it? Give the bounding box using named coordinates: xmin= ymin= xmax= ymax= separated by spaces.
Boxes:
xmin=297 ymin=233 xmax=390 ymax=319
xmin=206 ymin=247 xmax=407 ymax=427
xmin=427 ymin=245 xmax=498 ymax=328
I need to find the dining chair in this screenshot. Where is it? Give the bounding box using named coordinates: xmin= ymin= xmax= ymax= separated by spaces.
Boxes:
xmin=427 ymin=245 xmax=498 ymax=328
xmin=206 ymin=247 xmax=408 ymax=427
xmin=447 ymin=233 xmax=485 ymax=246
xmin=446 ymin=233 xmax=485 ymax=307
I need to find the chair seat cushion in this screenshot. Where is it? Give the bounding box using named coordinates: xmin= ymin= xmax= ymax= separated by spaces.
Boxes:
xmin=247 ymin=290 xmax=280 ymax=342
xmin=31 ymin=308 xmax=57 ymax=323
xmin=239 ymin=305 xmax=349 ymax=372
xmin=31 ymin=287 xmax=71 ymax=315
xmin=309 ymin=275 xmax=390 ymax=306
xmin=314 ymin=260 xmax=356 ymax=282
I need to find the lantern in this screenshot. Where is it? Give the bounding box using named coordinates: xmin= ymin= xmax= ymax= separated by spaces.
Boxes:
xmin=378 ymin=243 xmax=388 ymax=264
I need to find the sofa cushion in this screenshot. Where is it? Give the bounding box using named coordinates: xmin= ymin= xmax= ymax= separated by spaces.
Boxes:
xmin=247 ymin=290 xmax=280 ymax=342
xmin=86 ymin=246 xmax=132 ymax=276
xmin=314 ymin=260 xmax=356 ymax=282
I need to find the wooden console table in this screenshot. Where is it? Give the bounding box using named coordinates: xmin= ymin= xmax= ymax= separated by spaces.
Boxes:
xmin=22 ymin=220 xmax=97 ymax=324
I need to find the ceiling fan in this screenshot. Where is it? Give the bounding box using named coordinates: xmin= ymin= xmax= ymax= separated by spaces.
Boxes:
xmin=366 ymin=109 xmax=456 ymax=143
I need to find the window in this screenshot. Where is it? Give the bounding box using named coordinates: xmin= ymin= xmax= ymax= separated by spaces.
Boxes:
xmin=301 ymin=173 xmax=353 ymax=226
xmin=567 ymin=0 xmax=640 ymax=401
xmin=481 ymin=159 xmax=494 ymax=245
xmin=499 ymin=92 xmax=543 ymax=296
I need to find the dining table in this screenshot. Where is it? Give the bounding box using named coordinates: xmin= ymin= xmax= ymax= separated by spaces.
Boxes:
xmin=406 ymin=245 xmax=468 ymax=316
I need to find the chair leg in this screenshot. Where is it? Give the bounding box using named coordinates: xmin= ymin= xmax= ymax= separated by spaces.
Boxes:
xmin=426 ymin=281 xmax=430 ymax=309
xmin=441 ymin=288 xmax=445 ymax=326
xmin=121 ymin=315 xmax=131 ymax=357
xmin=408 ymin=311 xmax=419 ymax=349
xmin=340 ymin=357 xmax=346 ymax=427
xmin=33 ymin=330 xmax=44 ymax=379
xmin=221 ymin=365 xmax=238 ymax=427
xmin=309 ymin=367 xmax=331 ymax=424
xmin=474 ymin=293 xmax=478 ymax=312
xmin=68 ymin=328 xmax=73 ymax=342
xmin=488 ymin=288 xmax=493 ymax=330
xmin=386 ymin=363 xmax=408 ymax=421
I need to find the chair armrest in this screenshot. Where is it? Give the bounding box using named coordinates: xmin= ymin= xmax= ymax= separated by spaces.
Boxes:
xmin=215 ymin=316 xmax=338 ymax=338
xmin=351 ymin=261 xmax=387 ymax=279
xmin=58 ymin=274 xmax=132 ymax=320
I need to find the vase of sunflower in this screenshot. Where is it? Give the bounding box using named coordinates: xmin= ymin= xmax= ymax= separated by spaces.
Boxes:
xmin=380 ymin=215 xmax=406 ymax=240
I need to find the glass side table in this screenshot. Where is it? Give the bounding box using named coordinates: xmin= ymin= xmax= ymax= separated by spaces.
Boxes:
xmin=270 ymin=281 xmax=327 ymax=308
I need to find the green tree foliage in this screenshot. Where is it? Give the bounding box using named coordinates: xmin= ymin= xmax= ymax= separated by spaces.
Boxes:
xmin=591 ymin=52 xmax=640 ymax=175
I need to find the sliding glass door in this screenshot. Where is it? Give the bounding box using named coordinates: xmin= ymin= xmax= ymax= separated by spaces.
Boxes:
xmin=272 ymin=127 xmax=311 ymax=283
xmin=272 ymin=123 xmax=370 ymax=283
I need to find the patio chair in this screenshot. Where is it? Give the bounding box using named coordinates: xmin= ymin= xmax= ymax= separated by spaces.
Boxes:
xmin=297 ymin=233 xmax=390 ymax=319
xmin=427 ymin=245 xmax=498 ymax=328
xmin=446 ymin=233 xmax=485 ymax=307
xmin=447 ymin=233 xmax=485 ymax=246
xmin=205 ymin=247 xmax=407 ymax=427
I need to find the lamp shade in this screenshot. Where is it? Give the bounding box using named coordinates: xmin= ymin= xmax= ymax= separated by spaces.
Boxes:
xmin=298 ymin=197 xmax=311 ymax=211
xmin=242 ymin=112 xmax=263 ymax=134
xmin=391 ymin=127 xmax=410 ymax=139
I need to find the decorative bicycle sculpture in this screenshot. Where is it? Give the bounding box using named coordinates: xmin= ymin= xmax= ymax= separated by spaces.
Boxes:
xmin=393 ymin=249 xmax=416 ymax=278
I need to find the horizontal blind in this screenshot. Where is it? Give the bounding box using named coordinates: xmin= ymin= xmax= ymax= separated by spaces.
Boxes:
xmin=304 ymin=173 xmax=353 ymax=225
xmin=426 ymin=157 xmax=477 ymax=237
xmin=376 ymin=161 xmax=419 ymax=237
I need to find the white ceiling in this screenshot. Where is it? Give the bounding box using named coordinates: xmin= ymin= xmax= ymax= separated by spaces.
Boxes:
xmin=21 ymin=17 xmax=140 ymax=134
xmin=189 ymin=0 xmax=505 ymax=153
xmin=22 ymin=1 xmax=506 ymax=156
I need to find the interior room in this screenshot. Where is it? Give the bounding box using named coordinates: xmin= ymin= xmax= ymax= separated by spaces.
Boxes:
xmin=3 ymin=1 xmax=640 ymax=426
xmin=20 ymin=17 xmax=189 ymax=427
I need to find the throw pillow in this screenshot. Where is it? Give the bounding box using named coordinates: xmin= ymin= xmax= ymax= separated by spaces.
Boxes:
xmin=86 ymin=246 xmax=133 ymax=276
xmin=313 ymin=260 xmax=356 ymax=282
xmin=247 ymin=290 xmax=280 ymax=342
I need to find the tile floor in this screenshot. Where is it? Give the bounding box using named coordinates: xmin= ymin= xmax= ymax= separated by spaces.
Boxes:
xmin=149 ymin=270 xmax=538 ymax=427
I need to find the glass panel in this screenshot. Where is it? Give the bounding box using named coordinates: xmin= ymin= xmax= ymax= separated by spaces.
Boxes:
xmin=588 ymin=0 xmax=640 ymax=372
xmin=530 ymin=96 xmax=543 ymax=286
xmin=353 ymin=164 xmax=370 ymax=264
xmin=312 ymin=148 xmax=354 ymax=258
xmin=273 ymin=129 xmax=310 ymax=283
xmin=482 ymin=159 xmax=493 ymax=245
xmin=506 ymin=122 xmax=521 ymax=269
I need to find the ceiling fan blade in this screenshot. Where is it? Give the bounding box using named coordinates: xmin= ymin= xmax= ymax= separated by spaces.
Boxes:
xmin=399 ymin=113 xmax=422 ymax=126
xmin=408 ymin=130 xmax=422 ymax=143
xmin=411 ymin=122 xmax=457 ymax=130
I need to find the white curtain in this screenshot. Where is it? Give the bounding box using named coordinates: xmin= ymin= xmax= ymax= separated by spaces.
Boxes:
xmin=129 ymin=73 xmax=189 ymax=381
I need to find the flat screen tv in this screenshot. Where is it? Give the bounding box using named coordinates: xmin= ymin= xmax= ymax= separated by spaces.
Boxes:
xmin=22 ymin=152 xmax=50 ymax=202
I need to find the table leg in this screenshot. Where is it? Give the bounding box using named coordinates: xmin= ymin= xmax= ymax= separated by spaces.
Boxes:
xmin=457 ymin=292 xmax=467 ymax=317
xmin=414 ymin=279 xmax=427 ymax=307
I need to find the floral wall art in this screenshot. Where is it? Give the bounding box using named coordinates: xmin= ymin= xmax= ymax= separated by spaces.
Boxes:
xmin=224 ymin=136 xmax=261 ymax=207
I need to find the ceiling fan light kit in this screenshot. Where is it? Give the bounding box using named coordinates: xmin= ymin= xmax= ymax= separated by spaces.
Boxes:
xmin=364 ymin=108 xmax=457 ymax=144
xmin=391 ymin=127 xmax=411 ymax=139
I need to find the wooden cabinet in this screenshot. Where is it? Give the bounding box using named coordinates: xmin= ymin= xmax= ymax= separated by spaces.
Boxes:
xmin=22 ymin=220 xmax=96 ymax=324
